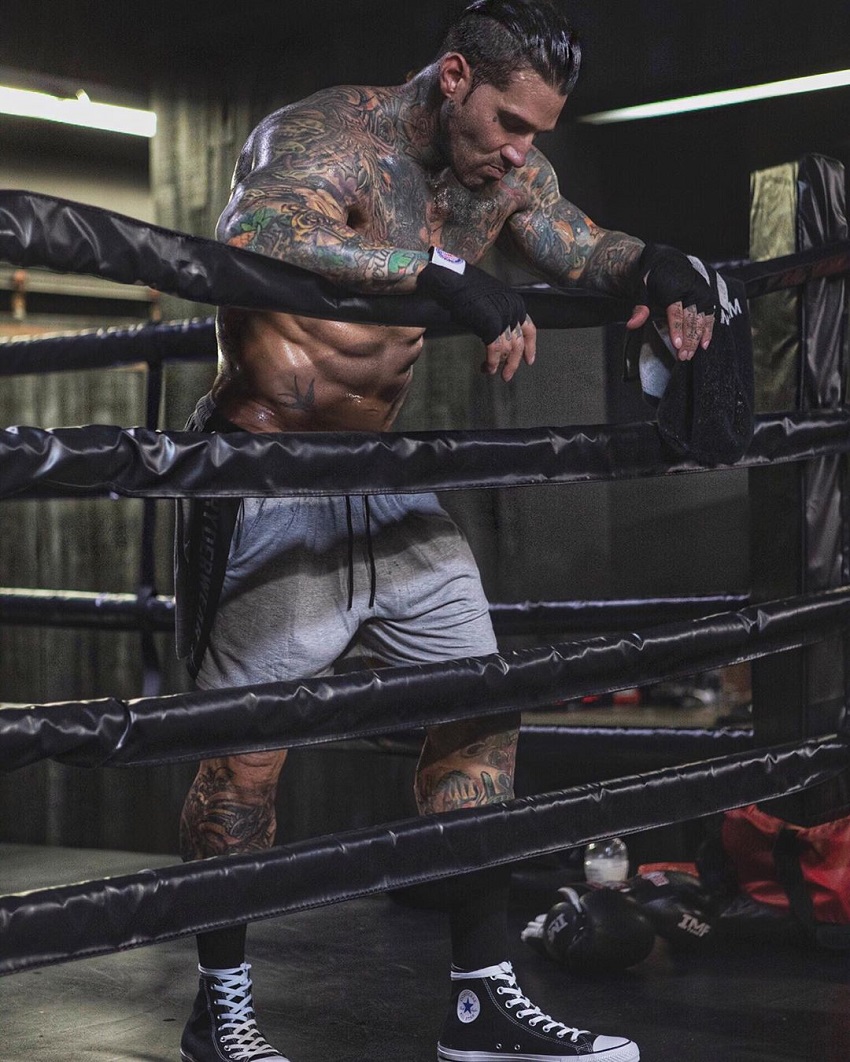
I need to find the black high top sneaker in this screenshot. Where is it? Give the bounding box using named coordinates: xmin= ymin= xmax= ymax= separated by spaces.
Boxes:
xmin=180 ymin=963 xmax=291 ymax=1062
xmin=437 ymin=962 xmax=639 ymax=1062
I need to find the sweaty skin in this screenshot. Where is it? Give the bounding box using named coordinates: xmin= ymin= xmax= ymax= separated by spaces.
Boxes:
xmin=181 ymin=55 xmax=709 ymax=861
xmin=209 ymin=56 xmax=653 ymax=435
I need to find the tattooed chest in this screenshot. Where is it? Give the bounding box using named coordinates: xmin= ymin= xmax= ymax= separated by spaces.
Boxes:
xmin=353 ymin=160 xmax=512 ymax=262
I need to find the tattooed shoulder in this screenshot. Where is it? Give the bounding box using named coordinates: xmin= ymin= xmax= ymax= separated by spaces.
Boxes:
xmin=510 ymin=146 xmax=562 ymax=209
xmin=259 ymin=85 xmax=389 ymax=161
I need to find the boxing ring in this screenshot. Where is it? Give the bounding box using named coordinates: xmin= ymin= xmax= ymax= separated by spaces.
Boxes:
xmin=1 ymin=180 xmax=850 ymax=992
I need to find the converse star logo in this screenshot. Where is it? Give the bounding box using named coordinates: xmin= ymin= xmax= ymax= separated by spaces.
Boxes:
xmin=457 ymin=989 xmax=481 ymax=1023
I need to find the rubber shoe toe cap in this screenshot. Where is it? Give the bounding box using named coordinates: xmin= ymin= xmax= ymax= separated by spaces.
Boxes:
xmin=592 ymin=1035 xmax=639 ymax=1060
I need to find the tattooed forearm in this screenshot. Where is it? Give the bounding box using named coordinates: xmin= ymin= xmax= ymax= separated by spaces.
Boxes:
xmin=225 ymin=201 xmax=425 ymax=291
xmin=222 ymin=198 xmax=420 ymax=290
xmin=506 ymin=155 xmax=644 ymax=296
xmin=581 ymin=230 xmax=644 ymax=297
xmin=419 ymin=768 xmax=505 ymax=811
xmin=180 ymin=763 xmax=277 ymax=860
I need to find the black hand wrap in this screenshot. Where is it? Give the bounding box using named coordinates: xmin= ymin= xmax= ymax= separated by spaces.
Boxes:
xmin=638 ymin=242 xmax=716 ymax=316
xmin=416 ymin=258 xmax=527 ymax=345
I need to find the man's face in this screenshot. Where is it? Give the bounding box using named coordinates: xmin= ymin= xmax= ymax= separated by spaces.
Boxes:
xmin=441 ymin=66 xmax=566 ymax=190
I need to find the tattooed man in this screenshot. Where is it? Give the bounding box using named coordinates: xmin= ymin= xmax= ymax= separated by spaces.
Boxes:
xmin=175 ymin=2 xmax=714 ymax=1060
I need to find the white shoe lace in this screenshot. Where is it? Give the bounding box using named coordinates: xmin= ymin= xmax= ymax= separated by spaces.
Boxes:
xmin=207 ymin=964 xmax=287 ymax=1061
xmin=492 ymin=963 xmax=590 ymax=1044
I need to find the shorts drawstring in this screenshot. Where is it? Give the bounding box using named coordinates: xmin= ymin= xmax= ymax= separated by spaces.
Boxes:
xmin=344 ymin=495 xmax=377 ymax=611
xmin=345 ymin=495 xmax=355 ymax=611
xmin=363 ymin=495 xmax=377 ymax=609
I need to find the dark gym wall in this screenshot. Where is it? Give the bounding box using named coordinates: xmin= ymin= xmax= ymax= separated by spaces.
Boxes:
xmin=4 ymin=2 xmax=850 ymax=260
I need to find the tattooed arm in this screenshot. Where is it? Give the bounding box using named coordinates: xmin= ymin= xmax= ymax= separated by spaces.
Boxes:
xmin=216 ymin=89 xmax=426 ymax=294
xmin=501 ymin=146 xmax=644 ymax=298
xmin=502 ymin=148 xmax=715 ymax=357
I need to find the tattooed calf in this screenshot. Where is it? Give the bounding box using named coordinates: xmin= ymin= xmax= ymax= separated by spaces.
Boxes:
xmin=179 ymin=763 xmax=278 ymax=860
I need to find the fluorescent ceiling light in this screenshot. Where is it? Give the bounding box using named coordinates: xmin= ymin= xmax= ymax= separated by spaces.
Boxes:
xmin=0 ymin=84 xmax=156 ymax=137
xmin=579 ymin=68 xmax=850 ymax=124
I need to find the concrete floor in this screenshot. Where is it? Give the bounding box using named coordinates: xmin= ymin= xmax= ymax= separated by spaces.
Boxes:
xmin=2 ymin=842 xmax=849 ymax=1062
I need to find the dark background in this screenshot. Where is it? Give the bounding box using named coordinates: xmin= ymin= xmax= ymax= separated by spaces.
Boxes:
xmin=3 ymin=0 xmax=850 ymax=259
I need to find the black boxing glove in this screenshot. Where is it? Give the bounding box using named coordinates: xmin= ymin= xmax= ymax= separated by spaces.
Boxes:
xmin=637 ymin=242 xmax=716 ymax=317
xmin=416 ymin=246 xmax=527 ymax=345
xmin=531 ymin=886 xmax=655 ymax=975
xmin=623 ymin=870 xmax=714 ymax=950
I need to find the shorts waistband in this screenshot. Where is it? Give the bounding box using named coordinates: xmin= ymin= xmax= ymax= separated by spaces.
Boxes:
xmin=189 ymin=392 xmax=241 ymax=434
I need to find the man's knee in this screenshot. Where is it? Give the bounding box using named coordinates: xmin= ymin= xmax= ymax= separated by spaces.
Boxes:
xmin=189 ymin=749 xmax=288 ymax=793
xmin=224 ymin=748 xmax=288 ymax=786
xmin=420 ymin=713 xmax=521 ymax=765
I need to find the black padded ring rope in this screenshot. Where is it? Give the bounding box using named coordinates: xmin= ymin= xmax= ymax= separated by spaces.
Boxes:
xmin=725 ymin=240 xmax=850 ymax=299
xmin=0 ymin=587 xmax=175 ymax=631
xmin=2 ymin=229 xmax=848 ymax=378
xmin=1 ymin=732 xmax=846 ymax=976
xmin=0 ymin=190 xmax=631 ymax=329
xmin=1 ymin=193 xmax=849 ymax=335
xmin=0 ymin=588 xmax=748 ymax=635
xmin=2 ymin=408 xmax=850 ymax=501
xmin=2 ymin=585 xmax=848 ymax=771
xmin=0 ymin=317 xmax=215 ymax=377
xmin=487 ymin=595 xmax=750 ymax=633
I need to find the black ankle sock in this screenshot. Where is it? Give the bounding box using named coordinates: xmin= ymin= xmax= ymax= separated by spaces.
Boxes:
xmin=196 ymin=924 xmax=248 ymax=970
xmin=390 ymin=866 xmax=512 ymax=971
xmin=448 ymin=866 xmax=511 ymax=971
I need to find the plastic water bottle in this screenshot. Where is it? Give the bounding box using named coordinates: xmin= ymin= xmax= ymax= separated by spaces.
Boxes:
xmin=584 ymin=837 xmax=629 ymax=884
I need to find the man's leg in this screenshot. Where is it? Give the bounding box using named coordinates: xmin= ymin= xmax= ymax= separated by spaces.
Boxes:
xmin=420 ymin=718 xmax=640 ymax=1062
xmin=415 ymin=714 xmax=519 ymax=971
xmin=363 ymin=493 xmax=637 ymax=1058
xmin=179 ymin=749 xmax=290 ymax=1062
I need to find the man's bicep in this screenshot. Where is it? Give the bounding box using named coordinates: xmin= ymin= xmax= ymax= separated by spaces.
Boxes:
xmin=216 ymin=162 xmax=421 ymax=292
xmin=218 ymin=162 xmax=354 ymax=246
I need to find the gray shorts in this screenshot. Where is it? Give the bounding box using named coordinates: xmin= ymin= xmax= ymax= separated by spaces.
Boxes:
xmin=187 ymin=428 xmax=496 ymax=690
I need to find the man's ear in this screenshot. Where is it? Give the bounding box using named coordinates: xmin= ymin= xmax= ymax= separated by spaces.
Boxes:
xmin=438 ymin=52 xmax=472 ymax=100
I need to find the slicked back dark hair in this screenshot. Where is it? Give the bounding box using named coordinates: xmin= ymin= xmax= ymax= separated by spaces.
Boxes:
xmin=438 ymin=0 xmax=581 ymax=96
